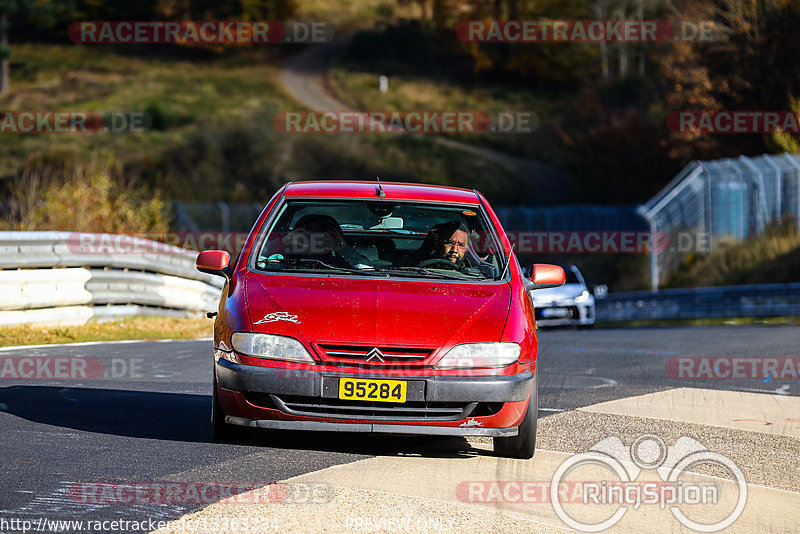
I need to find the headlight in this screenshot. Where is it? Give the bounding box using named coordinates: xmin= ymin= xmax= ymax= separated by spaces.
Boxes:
xmin=231 ymin=332 xmax=315 ymax=363
xmin=573 ymin=290 xmax=591 ymax=303
xmin=436 ymin=343 xmax=520 ymax=369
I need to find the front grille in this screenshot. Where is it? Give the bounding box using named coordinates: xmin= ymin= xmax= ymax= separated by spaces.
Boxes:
xmin=316 ymin=344 xmax=434 ymax=367
xmin=245 ymin=393 xmax=476 ymax=421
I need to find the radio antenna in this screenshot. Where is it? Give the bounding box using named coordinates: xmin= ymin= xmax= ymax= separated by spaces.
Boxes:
xmin=500 ymin=243 xmax=516 ymax=280
xmin=376 ymin=177 xmax=386 ymax=197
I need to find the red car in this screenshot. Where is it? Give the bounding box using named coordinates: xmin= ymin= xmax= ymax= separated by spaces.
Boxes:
xmin=197 ymin=181 xmax=564 ymax=458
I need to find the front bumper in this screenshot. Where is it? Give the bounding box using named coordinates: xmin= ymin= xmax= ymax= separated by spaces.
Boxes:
xmin=216 ymin=359 xmax=533 ymax=403
xmin=216 ymin=359 xmax=533 ymax=434
xmin=225 ymin=416 xmax=519 ymax=437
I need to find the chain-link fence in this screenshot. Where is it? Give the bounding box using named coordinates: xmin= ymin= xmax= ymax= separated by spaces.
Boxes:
xmin=640 ymin=153 xmax=800 ymax=290
xmin=493 ymin=205 xmax=647 ymax=233
xmin=174 ymin=201 xmax=265 ymax=232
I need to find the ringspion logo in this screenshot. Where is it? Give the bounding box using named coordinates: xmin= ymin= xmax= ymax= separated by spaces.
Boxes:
xmin=550 ymin=434 xmax=747 ymax=532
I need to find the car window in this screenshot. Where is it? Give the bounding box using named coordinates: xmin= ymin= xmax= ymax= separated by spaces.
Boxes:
xmin=564 ymin=268 xmax=580 ymax=285
xmin=252 ymin=199 xmax=505 ymax=280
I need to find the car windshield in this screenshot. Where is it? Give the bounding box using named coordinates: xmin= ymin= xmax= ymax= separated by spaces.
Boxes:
xmin=564 ymin=268 xmax=580 ymax=285
xmin=253 ymin=199 xmax=505 ymax=280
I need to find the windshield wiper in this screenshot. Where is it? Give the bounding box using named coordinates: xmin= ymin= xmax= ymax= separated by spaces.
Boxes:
xmin=257 ymin=257 xmax=376 ymax=275
xmin=374 ymin=266 xmax=488 ymax=281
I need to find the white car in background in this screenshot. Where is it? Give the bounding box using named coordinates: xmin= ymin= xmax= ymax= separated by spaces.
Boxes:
xmin=530 ymin=265 xmax=595 ymax=327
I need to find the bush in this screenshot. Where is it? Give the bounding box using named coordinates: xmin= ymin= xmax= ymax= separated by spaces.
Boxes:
xmin=664 ymin=217 xmax=800 ymax=287
xmin=1 ymin=157 xmax=169 ymax=234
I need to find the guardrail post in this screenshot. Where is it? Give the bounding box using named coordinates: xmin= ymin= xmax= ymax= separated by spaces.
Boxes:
xmin=637 ymin=205 xmax=659 ymax=292
xmin=217 ymin=201 xmax=230 ymax=233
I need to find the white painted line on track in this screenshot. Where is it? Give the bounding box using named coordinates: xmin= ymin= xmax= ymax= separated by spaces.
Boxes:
xmin=736 ymin=385 xmax=791 ymax=395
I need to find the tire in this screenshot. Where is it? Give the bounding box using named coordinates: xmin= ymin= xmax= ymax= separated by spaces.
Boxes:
xmin=211 ymin=373 xmax=241 ymax=442
xmin=493 ymin=371 xmax=538 ymax=459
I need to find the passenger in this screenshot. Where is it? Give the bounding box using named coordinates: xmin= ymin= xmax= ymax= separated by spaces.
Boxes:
xmin=281 ymin=214 xmax=372 ymax=269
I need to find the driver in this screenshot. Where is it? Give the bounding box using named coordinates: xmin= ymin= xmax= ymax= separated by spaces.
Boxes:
xmin=408 ymin=220 xmax=472 ymax=270
xmin=440 ymin=224 xmax=469 ymax=266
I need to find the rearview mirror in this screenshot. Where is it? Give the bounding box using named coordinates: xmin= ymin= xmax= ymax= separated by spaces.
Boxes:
xmin=196 ymin=250 xmax=231 ymax=278
xmin=525 ymin=264 xmax=565 ymax=291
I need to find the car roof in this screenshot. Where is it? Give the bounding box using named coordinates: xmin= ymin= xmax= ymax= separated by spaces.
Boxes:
xmin=282 ymin=181 xmax=481 ymax=205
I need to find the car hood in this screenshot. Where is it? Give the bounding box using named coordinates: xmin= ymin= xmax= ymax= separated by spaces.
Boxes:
xmin=244 ymin=273 xmax=511 ymax=349
xmin=530 ymin=283 xmax=587 ymax=305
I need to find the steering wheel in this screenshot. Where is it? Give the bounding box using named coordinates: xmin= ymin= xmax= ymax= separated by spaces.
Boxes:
xmin=418 ymin=258 xmax=461 ymax=270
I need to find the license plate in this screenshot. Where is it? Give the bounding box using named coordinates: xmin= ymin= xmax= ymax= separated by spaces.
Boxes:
xmin=542 ymin=307 xmax=569 ymax=318
xmin=339 ymin=378 xmax=407 ymax=403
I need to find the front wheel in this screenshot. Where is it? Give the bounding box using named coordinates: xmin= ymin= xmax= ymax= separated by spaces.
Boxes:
xmin=493 ymin=371 xmax=538 ymax=459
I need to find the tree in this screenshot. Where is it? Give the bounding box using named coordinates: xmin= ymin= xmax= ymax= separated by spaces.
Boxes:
xmin=0 ymin=0 xmax=76 ymax=95
xmin=156 ymin=0 xmax=297 ymax=20
xmin=0 ymin=1 xmax=15 ymax=94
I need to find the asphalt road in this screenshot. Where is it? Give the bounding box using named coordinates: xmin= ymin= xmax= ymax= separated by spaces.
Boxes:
xmin=537 ymin=324 xmax=800 ymax=411
xmin=0 ymin=325 xmax=797 ymax=532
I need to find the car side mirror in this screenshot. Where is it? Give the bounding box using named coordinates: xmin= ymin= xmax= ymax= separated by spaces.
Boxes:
xmin=196 ymin=250 xmax=231 ymax=278
xmin=525 ymin=264 xmax=565 ymax=291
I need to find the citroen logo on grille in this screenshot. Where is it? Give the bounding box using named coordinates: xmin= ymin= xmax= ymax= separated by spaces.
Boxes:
xmin=365 ymin=348 xmax=386 ymax=363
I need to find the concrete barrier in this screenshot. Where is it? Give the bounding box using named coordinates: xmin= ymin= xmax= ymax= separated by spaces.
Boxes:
xmin=0 ymin=232 xmax=224 ymax=326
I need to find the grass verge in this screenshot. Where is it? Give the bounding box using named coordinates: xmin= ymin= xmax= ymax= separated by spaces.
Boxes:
xmin=1 ymin=44 xmax=530 ymax=205
xmin=664 ymin=220 xmax=800 ymax=288
xmin=0 ymin=316 xmax=212 ymax=347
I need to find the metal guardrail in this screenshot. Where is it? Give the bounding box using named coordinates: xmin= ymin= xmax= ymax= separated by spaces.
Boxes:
xmin=596 ymin=283 xmax=800 ymax=322
xmin=0 ymin=231 xmax=222 ymax=281
xmin=0 ymin=232 xmax=224 ymax=326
